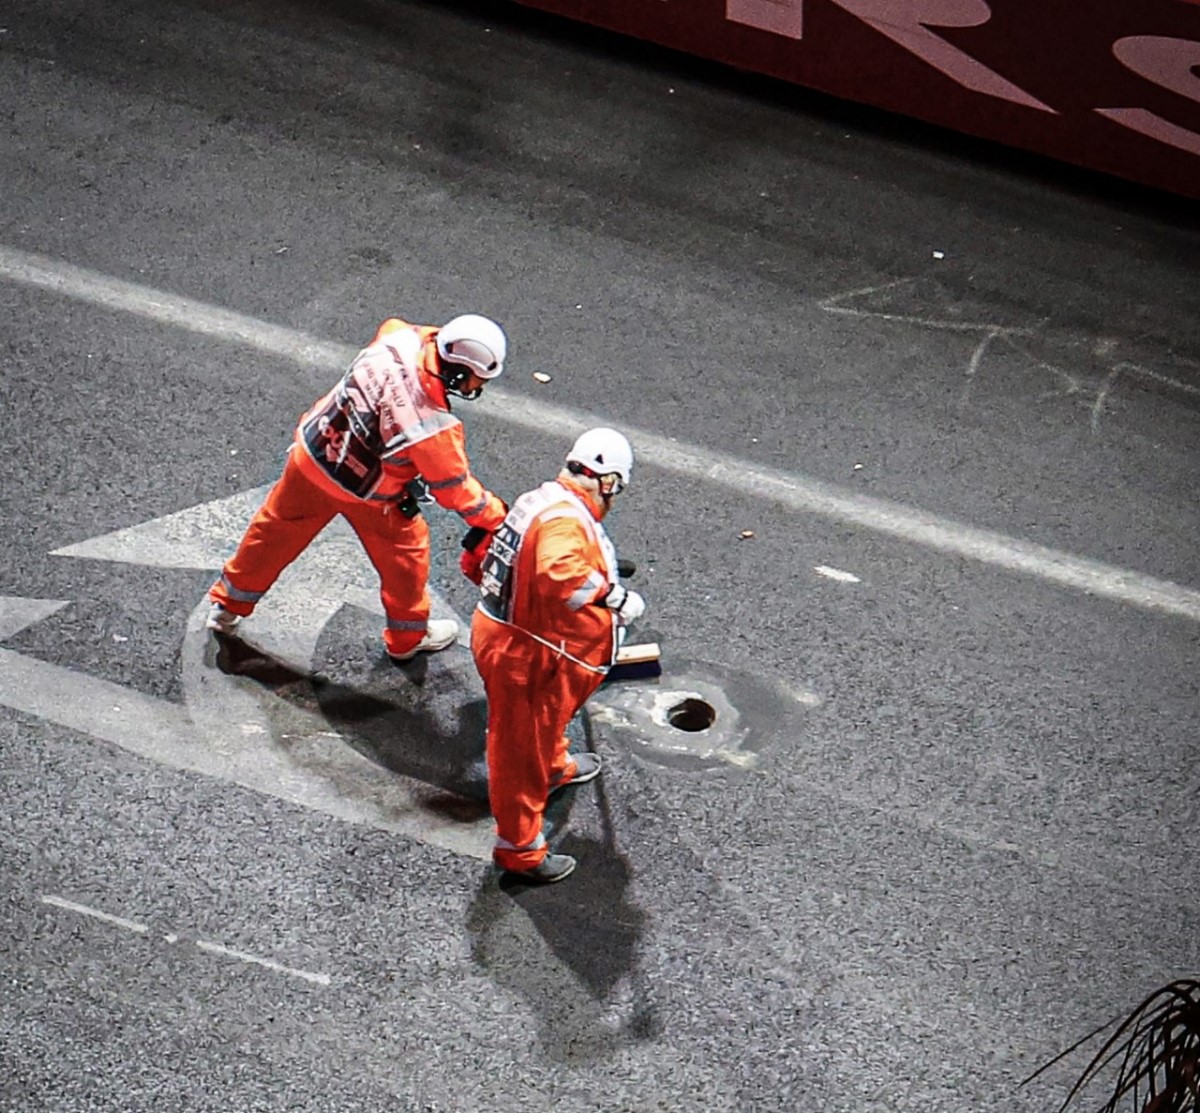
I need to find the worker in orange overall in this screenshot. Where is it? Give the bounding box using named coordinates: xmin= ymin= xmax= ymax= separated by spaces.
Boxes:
xmin=207 ymin=314 xmax=509 ymax=663
xmin=465 ymin=428 xmax=646 ymax=884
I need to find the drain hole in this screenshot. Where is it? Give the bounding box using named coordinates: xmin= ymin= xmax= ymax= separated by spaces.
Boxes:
xmin=667 ymin=698 xmax=716 ymax=732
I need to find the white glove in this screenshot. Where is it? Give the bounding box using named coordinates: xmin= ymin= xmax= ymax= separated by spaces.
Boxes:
xmin=604 ymin=584 xmax=645 ymax=625
xmin=619 ymin=589 xmax=645 ymax=624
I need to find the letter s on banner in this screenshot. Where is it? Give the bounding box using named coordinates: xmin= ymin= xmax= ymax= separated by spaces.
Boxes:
xmin=826 ymin=0 xmax=1055 ymax=111
xmin=1097 ymin=36 xmax=1200 ymax=157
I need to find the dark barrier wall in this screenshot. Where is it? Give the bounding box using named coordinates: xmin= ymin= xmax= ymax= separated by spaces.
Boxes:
xmin=511 ymin=0 xmax=1200 ymax=200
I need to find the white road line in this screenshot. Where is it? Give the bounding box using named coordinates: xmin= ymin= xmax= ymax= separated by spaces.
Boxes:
xmin=814 ymin=565 xmax=861 ymax=583
xmin=0 ymin=246 xmax=345 ymax=371
xmin=194 ymin=939 xmax=331 ymax=986
xmin=40 ymin=894 xmax=149 ymax=934
xmin=40 ymin=893 xmax=331 ymax=987
xmin=4 ymin=244 xmax=1200 ymax=623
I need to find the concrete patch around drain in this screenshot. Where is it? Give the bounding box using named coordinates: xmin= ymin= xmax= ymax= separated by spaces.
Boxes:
xmin=587 ymin=656 xmax=821 ymax=772
xmin=590 ymin=676 xmax=753 ymax=770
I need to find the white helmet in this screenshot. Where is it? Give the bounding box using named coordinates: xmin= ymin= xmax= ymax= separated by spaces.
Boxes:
xmin=566 ymin=427 xmax=633 ymax=491
xmin=437 ymin=314 xmax=506 ymax=380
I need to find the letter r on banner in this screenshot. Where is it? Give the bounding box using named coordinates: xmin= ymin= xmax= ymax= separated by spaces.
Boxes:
xmin=825 ymin=0 xmax=1055 ymax=111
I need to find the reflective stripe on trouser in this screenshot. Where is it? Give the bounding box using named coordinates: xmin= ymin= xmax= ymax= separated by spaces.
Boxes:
xmin=209 ymin=449 xmax=432 ymax=655
xmin=471 ymin=609 xmax=604 ymax=872
xmin=343 ymin=499 xmax=431 ymax=657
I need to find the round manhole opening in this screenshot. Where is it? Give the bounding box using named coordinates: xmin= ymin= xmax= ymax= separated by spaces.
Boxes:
xmin=667 ymin=697 xmax=716 ymax=732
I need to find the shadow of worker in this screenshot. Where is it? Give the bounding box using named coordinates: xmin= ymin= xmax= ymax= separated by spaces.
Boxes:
xmin=211 ymin=632 xmax=490 ymax=811
xmin=465 ymin=780 xmax=661 ymax=1063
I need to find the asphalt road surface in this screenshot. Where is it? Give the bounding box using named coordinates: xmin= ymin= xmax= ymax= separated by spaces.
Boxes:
xmin=2 ymin=2 xmax=1198 ymax=1111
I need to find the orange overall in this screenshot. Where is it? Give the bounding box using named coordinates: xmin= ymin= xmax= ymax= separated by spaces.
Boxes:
xmin=209 ymin=319 xmax=506 ymax=657
xmin=470 ymin=478 xmax=621 ymax=872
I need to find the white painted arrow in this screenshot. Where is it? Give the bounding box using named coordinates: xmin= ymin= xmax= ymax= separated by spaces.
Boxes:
xmin=52 ymin=487 xmax=274 ymax=570
xmin=0 ymin=595 xmax=204 ymax=771
xmin=36 ymin=491 xmax=494 ymax=859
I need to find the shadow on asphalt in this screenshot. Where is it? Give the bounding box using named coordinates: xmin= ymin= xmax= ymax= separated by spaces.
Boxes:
xmin=466 ymin=830 xmax=661 ymax=1057
xmin=472 ymin=764 xmax=660 ymax=1053
xmin=213 ymin=630 xmax=491 ymax=804
xmin=215 ymin=630 xmax=657 ymax=1049
xmin=210 ymin=629 xmax=615 ymax=833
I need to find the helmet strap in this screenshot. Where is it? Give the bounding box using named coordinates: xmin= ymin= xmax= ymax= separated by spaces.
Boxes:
xmin=436 ymin=361 xmax=482 ymax=401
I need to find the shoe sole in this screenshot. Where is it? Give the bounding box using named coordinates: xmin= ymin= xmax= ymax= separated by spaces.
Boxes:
xmin=388 ymin=640 xmax=456 ymax=664
xmin=549 ymin=760 xmax=601 ymax=794
xmin=503 ymin=859 xmax=577 ymax=885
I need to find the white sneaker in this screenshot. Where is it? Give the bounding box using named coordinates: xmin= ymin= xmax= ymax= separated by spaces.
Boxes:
xmin=205 ymin=602 xmax=242 ymax=634
xmin=388 ymin=618 xmax=459 ymax=663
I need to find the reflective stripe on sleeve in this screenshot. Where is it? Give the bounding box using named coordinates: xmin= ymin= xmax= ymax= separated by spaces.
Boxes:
xmin=566 ymin=569 xmax=607 ymax=611
xmin=459 ymin=493 xmax=490 ymax=519
xmin=220 ymin=575 xmax=265 ymax=604
xmin=425 ymin=472 xmax=468 ymax=491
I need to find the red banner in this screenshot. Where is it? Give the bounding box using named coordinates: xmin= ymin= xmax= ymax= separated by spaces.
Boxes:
xmin=513 ymin=0 xmax=1200 ymax=199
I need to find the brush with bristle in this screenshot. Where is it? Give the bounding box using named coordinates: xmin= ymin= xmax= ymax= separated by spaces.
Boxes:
xmin=605 ymin=558 xmax=662 ymax=681
xmin=607 ymin=641 xmax=662 ymax=682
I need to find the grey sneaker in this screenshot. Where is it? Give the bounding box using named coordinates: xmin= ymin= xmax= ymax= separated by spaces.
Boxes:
xmin=388 ymin=619 xmax=459 ymax=663
xmin=503 ymin=853 xmax=577 ymax=885
xmin=549 ymin=752 xmax=602 ymax=795
xmin=205 ymin=602 xmax=242 ymax=635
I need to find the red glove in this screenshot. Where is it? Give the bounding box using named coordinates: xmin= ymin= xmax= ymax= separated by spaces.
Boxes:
xmin=459 ymin=527 xmax=493 ymax=585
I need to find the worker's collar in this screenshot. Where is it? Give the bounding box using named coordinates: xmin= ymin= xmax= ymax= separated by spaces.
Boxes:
xmin=557 ymin=475 xmax=605 ymax=520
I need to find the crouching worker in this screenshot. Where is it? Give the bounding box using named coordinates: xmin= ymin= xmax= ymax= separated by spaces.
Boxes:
xmin=465 ymin=428 xmax=646 ymax=884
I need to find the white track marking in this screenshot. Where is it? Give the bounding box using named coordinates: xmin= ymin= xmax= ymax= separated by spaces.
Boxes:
xmin=4 ymin=244 xmax=1200 ymax=622
xmin=194 ymin=939 xmax=331 ymax=986
xmin=0 ymin=597 xmax=69 ymax=639
xmin=0 ymin=247 xmax=345 ymax=371
xmin=814 ymin=565 xmax=861 ymax=583
xmin=1 ymin=629 xmax=207 ymax=771
xmin=175 ymin=584 xmax=494 ymax=861
xmin=966 ymin=327 xmax=1001 ymax=378
xmin=1092 ymin=366 xmax=1123 ymax=433
xmin=819 ymin=279 xmax=1035 ymax=335
xmin=0 ymin=593 xmax=494 ymax=859
xmin=40 ymin=894 xmax=331 ymax=986
xmin=1002 ymin=336 xmax=1086 ymax=398
xmin=821 ymin=283 xmax=1200 ymax=435
xmin=41 ymin=894 xmax=149 ymax=934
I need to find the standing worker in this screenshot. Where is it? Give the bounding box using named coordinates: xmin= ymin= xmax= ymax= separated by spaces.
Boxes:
xmin=207 ymin=313 xmax=509 ymax=663
xmin=465 ymin=428 xmax=646 ymax=884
